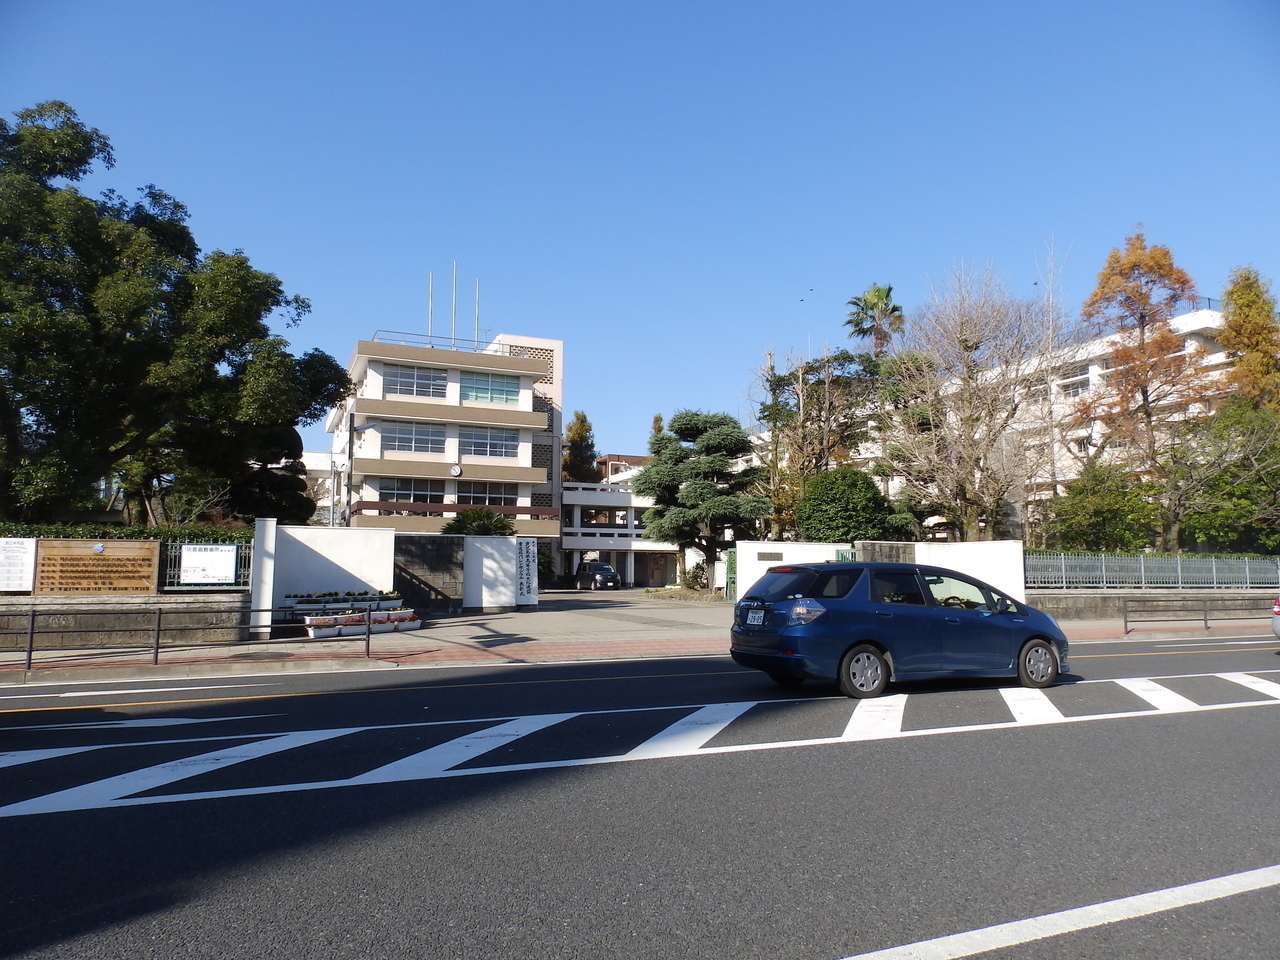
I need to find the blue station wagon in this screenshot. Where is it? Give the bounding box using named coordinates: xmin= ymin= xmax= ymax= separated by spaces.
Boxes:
xmin=730 ymin=562 xmax=1070 ymax=698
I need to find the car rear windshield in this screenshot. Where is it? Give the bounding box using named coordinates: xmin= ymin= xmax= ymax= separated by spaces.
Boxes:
xmin=742 ymin=567 xmax=863 ymax=602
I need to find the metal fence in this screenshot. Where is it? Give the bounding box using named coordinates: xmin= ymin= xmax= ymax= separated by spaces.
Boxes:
xmin=1025 ymin=552 xmax=1280 ymax=589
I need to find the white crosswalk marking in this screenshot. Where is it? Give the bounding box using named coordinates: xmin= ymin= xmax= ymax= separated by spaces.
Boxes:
xmin=5 ymin=672 xmax=1280 ymax=818
xmin=1113 ymin=678 xmax=1200 ymax=712
xmin=348 ymin=714 xmax=576 ymax=784
xmin=1000 ymin=687 xmax=1065 ymax=724
xmin=0 ymin=728 xmax=360 ymax=817
xmin=842 ymin=694 xmax=907 ymax=739
xmin=623 ymin=702 xmax=757 ymax=759
xmin=1218 ymin=672 xmax=1280 ymax=700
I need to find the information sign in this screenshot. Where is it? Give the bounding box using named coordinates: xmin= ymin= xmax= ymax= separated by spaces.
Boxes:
xmin=0 ymin=538 xmax=37 ymax=592
xmin=33 ymin=540 xmax=160 ymax=595
xmin=179 ymin=544 xmax=239 ymax=584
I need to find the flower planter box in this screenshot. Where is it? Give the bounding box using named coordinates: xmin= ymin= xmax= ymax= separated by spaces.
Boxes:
xmin=368 ymin=621 xmax=396 ymax=634
xmin=387 ymin=609 xmax=418 ymax=622
xmin=306 ymin=625 xmax=339 ymax=639
xmin=302 ymin=614 xmax=342 ymax=627
xmin=394 ymin=619 xmax=422 ymax=632
xmin=339 ymin=623 xmax=368 ymax=637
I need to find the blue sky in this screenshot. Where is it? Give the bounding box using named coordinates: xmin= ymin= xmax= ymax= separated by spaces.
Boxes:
xmin=4 ymin=0 xmax=1278 ymax=456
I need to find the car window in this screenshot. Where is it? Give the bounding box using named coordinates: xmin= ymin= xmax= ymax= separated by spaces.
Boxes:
xmin=870 ymin=571 xmax=925 ymax=606
xmin=921 ymin=574 xmax=991 ymax=611
xmin=742 ymin=567 xmax=862 ymax=602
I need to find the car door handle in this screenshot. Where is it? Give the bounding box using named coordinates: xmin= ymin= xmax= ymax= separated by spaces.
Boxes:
xmin=944 ymin=616 xmax=960 ymax=623
xmin=875 ymin=611 xmax=893 ymax=617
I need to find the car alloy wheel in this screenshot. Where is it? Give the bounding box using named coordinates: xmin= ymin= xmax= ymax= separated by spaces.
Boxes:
xmin=838 ymin=644 xmax=888 ymax=699
xmin=1018 ymin=639 xmax=1058 ymax=688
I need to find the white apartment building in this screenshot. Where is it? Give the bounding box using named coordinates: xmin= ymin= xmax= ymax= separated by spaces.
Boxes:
xmin=325 ymin=331 xmax=563 ymax=539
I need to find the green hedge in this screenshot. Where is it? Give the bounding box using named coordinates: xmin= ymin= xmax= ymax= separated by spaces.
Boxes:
xmin=0 ymin=522 xmax=254 ymax=543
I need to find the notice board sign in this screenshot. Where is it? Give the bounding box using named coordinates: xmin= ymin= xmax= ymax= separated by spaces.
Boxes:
xmin=0 ymin=538 xmax=37 ymax=592
xmin=516 ymin=537 xmax=538 ymax=606
xmin=34 ymin=539 xmax=160 ymax=595
xmin=179 ymin=543 xmax=238 ymax=584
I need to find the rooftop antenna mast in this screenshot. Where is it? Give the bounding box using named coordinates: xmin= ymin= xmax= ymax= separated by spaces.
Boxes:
xmin=450 ymin=260 xmax=457 ymax=346
xmin=427 ymin=272 xmax=433 ymax=339
xmin=474 ymin=278 xmax=480 ymax=344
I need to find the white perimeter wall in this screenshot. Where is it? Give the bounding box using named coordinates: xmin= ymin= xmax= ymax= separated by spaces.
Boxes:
xmin=255 ymin=520 xmax=396 ymax=609
xmin=733 ymin=539 xmax=1026 ymax=603
xmin=735 ymin=541 xmax=851 ymax=600
xmin=914 ymin=540 xmax=1026 ymax=601
xmin=464 ymin=537 xmax=517 ymax=612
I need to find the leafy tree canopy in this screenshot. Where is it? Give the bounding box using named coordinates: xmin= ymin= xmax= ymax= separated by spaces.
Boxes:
xmin=1218 ymin=266 xmax=1280 ymax=409
xmin=0 ymin=101 xmax=351 ymax=524
xmin=795 ymin=467 xmax=890 ymax=542
xmin=632 ymin=410 xmax=770 ymax=564
xmin=440 ymin=507 xmax=517 ymax=536
xmin=1045 ymin=463 xmax=1160 ymax=552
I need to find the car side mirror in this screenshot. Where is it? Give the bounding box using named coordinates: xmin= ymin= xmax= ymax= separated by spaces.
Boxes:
xmin=994 ymin=597 xmax=1012 ymax=614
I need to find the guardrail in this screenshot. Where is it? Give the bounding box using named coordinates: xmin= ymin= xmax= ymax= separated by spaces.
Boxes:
xmin=1121 ymin=596 xmax=1274 ymax=634
xmin=0 ymin=603 xmax=428 ymax=670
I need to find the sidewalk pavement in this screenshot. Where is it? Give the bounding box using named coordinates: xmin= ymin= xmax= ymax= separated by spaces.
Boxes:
xmin=1 ymin=591 xmax=1275 ymax=684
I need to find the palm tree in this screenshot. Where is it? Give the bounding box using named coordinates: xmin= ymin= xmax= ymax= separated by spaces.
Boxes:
xmin=440 ymin=507 xmax=517 ymax=536
xmin=844 ymin=283 xmax=904 ymax=355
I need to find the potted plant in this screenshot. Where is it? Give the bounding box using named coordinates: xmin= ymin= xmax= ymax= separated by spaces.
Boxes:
xmin=394 ymin=617 xmax=423 ymax=632
xmin=368 ymin=616 xmax=396 ymax=634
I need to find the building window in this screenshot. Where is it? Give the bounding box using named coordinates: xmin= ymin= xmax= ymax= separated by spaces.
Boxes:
xmin=1057 ymin=363 xmax=1090 ymax=397
xmin=379 ymin=478 xmax=445 ymax=503
xmin=456 ymin=481 xmax=518 ymax=506
xmin=460 ymin=371 xmax=520 ymax=404
xmin=1072 ymin=436 xmax=1090 ymax=454
xmin=383 ymin=364 xmax=447 ymax=398
xmin=381 ymin=421 xmax=445 ymax=454
xmin=458 ymin=426 xmax=518 ymax=458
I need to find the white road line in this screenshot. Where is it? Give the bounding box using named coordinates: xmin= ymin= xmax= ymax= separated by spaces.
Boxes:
xmin=1218 ymin=672 xmax=1280 ymax=700
xmin=999 ymin=687 xmax=1064 ymax=724
xmin=835 ymin=863 xmax=1280 ymax=960
xmin=0 ymin=745 xmax=102 ymax=769
xmin=1112 ymin=677 xmax=1199 ymax=712
xmin=2 ymin=715 xmax=277 ymax=732
xmin=348 ymin=714 xmax=577 ymax=783
xmin=0 ymin=683 xmax=280 ymax=700
xmin=1155 ymin=640 xmax=1277 ymax=648
xmin=842 ymin=694 xmax=907 ymax=739
xmin=0 ymin=728 xmax=359 ymax=817
xmin=623 ymin=702 xmax=757 ymax=759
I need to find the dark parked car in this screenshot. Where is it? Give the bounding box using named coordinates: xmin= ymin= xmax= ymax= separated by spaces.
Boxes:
xmin=576 ymin=561 xmax=621 ymax=590
xmin=730 ymin=561 xmax=1069 ymax=698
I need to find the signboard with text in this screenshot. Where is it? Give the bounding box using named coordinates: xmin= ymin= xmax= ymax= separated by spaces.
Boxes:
xmin=179 ymin=543 xmax=238 ymax=584
xmin=0 ymin=538 xmax=37 ymax=592
xmin=33 ymin=540 xmax=160 ymax=595
xmin=516 ymin=537 xmax=538 ymax=606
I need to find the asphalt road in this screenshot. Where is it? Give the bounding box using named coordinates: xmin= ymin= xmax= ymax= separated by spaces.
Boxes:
xmin=2 ymin=631 xmax=1278 ymax=959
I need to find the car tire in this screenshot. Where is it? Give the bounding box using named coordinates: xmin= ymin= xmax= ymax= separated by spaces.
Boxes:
xmin=838 ymin=644 xmax=889 ymax=699
xmin=1017 ymin=639 xmax=1058 ymax=688
xmin=768 ymin=672 xmax=804 ymax=688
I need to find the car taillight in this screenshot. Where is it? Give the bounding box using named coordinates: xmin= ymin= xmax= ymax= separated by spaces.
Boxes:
xmin=785 ymin=598 xmax=826 ymax=625
xmin=1273 ymin=597 xmax=1280 ymax=615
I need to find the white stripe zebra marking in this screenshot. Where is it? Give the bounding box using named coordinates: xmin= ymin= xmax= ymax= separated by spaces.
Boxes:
xmin=623 ymin=702 xmax=756 ymax=759
xmin=1218 ymin=672 xmax=1280 ymax=700
xmin=999 ymin=687 xmax=1065 ymax=725
xmin=1113 ymin=678 xmax=1200 ymax=712
xmin=5 ymin=672 xmax=1280 ymax=818
xmin=842 ymin=694 xmax=907 ymax=739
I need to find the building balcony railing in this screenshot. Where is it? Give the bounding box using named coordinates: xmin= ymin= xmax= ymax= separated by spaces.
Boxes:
xmin=351 ymin=500 xmax=560 ymax=520
xmin=371 ymin=330 xmax=532 ymax=356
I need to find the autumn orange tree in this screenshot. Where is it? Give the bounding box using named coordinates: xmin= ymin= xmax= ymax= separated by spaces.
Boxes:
xmin=1075 ymin=229 xmax=1212 ymax=550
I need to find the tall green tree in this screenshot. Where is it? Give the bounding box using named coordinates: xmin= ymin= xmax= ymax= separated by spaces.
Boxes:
xmin=1218 ymin=266 xmax=1280 ymax=409
xmin=631 ymin=410 xmax=770 ymax=567
xmin=561 ymin=410 xmax=602 ymax=482
xmin=844 ymin=282 xmax=904 ymax=355
xmin=0 ymin=102 xmax=350 ymax=523
xmin=1044 ymin=463 xmax=1161 ymax=552
xmin=795 ymin=467 xmax=890 ymax=542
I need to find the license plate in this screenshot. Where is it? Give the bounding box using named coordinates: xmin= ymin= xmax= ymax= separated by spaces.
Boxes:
xmin=746 ymin=609 xmax=764 ymax=626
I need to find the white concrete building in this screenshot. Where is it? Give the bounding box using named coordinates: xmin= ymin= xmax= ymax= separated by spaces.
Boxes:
xmin=560 ymin=480 xmax=679 ymax=587
xmin=325 ymin=331 xmax=563 ymax=539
